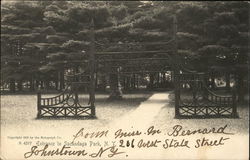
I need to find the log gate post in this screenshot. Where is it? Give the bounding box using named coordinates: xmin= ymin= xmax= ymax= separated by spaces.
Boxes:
xmin=232 ymin=87 xmax=238 ymax=118
xmin=89 ymin=18 xmax=96 ymax=117
xmin=173 ymin=15 xmax=180 ymax=118
xmin=37 ymin=91 xmax=41 ymax=118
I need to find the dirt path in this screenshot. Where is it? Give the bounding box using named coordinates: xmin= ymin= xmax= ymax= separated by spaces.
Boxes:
xmin=110 ymin=92 xmax=169 ymax=130
xmin=107 ymin=92 xmax=249 ymax=160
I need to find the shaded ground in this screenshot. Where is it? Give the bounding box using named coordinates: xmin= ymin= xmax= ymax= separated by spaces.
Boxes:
xmin=0 ymin=92 xmax=152 ymax=132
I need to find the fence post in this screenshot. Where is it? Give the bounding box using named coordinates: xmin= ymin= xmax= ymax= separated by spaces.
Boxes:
xmin=74 ymin=87 xmax=79 ymax=117
xmin=232 ymin=87 xmax=238 ymax=118
xmin=37 ymin=91 xmax=41 ymax=119
xmin=203 ymin=74 xmax=208 ymax=100
xmin=173 ymin=15 xmax=181 ymax=118
xmin=89 ymin=18 xmax=96 ymax=118
xmin=174 ymin=74 xmax=180 ymax=118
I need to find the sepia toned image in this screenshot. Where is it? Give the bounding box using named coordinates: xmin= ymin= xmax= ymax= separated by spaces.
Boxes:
xmin=1 ymin=1 xmax=249 ymax=159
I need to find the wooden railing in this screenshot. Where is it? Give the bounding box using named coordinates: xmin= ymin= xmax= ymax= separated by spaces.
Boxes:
xmin=36 ymin=71 xmax=95 ymax=119
xmin=175 ymin=72 xmax=238 ymax=118
xmin=206 ymin=87 xmax=233 ymax=105
xmin=38 ymin=86 xmax=71 ymax=107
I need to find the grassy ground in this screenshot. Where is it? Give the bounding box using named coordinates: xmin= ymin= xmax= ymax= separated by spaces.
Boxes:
xmin=0 ymin=92 xmax=153 ymax=132
xmin=1 ymin=91 xmax=248 ymax=133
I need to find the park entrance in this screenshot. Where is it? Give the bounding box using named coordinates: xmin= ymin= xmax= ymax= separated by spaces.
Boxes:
xmin=37 ymin=17 xmax=238 ymax=119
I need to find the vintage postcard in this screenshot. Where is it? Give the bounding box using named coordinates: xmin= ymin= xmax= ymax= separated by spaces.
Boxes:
xmin=1 ymin=1 xmax=249 ymax=160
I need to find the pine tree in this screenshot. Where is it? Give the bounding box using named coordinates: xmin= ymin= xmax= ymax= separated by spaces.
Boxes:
xmin=1 ymin=1 xmax=46 ymax=92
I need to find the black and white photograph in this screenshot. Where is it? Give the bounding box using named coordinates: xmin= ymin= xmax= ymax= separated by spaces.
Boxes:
xmin=0 ymin=1 xmax=249 ymax=159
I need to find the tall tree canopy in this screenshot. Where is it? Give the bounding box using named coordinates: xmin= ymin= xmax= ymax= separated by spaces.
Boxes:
xmin=1 ymin=1 xmax=249 ymax=96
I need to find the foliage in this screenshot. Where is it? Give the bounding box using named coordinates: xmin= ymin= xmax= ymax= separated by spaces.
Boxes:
xmin=1 ymin=1 xmax=249 ymax=92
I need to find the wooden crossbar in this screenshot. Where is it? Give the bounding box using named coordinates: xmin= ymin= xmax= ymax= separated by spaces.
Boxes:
xmin=38 ymin=106 xmax=93 ymax=118
xmin=95 ymin=39 xmax=174 ymax=47
xmin=105 ymin=71 xmax=170 ymax=74
xmin=96 ymin=50 xmax=172 ymax=55
xmin=97 ymin=58 xmax=170 ymax=62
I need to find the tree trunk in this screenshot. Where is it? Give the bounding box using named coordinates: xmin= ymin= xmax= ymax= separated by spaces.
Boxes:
xmin=210 ymin=73 xmax=216 ymax=89
xmin=129 ymin=77 xmax=132 ymax=89
xmin=124 ymin=77 xmax=129 ymax=91
xmin=9 ymin=79 xmax=15 ymax=93
xmin=99 ymin=75 xmax=106 ymax=92
xmin=35 ymin=80 xmax=39 ymax=90
xmin=108 ymin=69 xmax=122 ymax=100
xmin=171 ymin=71 xmax=174 ymax=82
xmin=55 ymin=79 xmax=59 ymax=90
xmin=149 ymin=73 xmax=155 ymax=89
xmin=30 ymin=77 xmax=35 ymax=91
xmin=17 ymin=80 xmax=23 ymax=91
xmin=123 ymin=76 xmax=126 ymax=91
xmin=136 ymin=75 xmax=139 ymax=89
xmin=162 ymin=72 xmax=166 ymax=82
xmin=40 ymin=81 xmax=44 ymax=89
xmin=75 ymin=66 xmax=79 ymax=82
xmin=225 ymin=72 xmax=230 ymax=90
xmin=53 ymin=72 xmax=58 ymax=90
xmin=237 ymin=72 xmax=244 ymax=103
xmin=95 ymin=73 xmax=98 ymax=89
xmin=133 ymin=74 xmax=136 ymax=89
xmin=45 ymin=80 xmax=50 ymax=90
xmin=59 ymin=71 xmax=65 ymax=90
